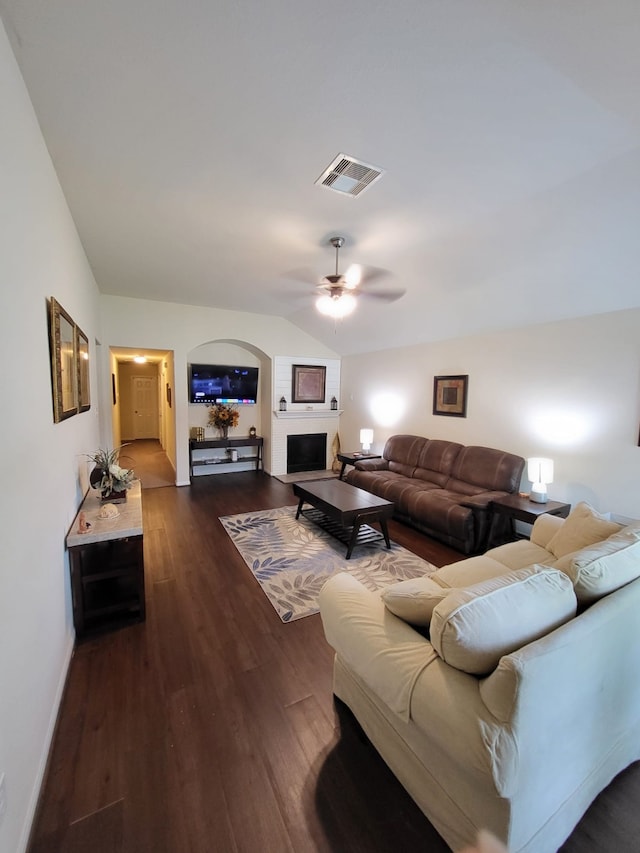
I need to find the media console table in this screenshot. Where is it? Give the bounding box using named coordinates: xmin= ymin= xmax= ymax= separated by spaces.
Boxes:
xmin=189 ymin=435 xmax=263 ymax=479
xmin=66 ymin=480 xmax=144 ymax=637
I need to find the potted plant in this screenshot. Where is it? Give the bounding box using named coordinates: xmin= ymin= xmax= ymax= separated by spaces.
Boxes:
xmin=87 ymin=445 xmax=136 ymax=502
xmin=207 ymin=403 xmax=239 ymax=439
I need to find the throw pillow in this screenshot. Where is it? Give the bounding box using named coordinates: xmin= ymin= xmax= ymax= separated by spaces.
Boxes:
xmin=546 ymin=502 xmax=623 ymax=559
xmin=560 ymin=530 xmax=640 ymax=604
xmin=381 ymin=576 xmax=450 ymax=627
xmin=430 ymin=566 xmax=576 ymax=675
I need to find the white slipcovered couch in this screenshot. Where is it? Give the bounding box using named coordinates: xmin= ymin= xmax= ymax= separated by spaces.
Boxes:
xmin=319 ymin=503 xmax=640 ymax=852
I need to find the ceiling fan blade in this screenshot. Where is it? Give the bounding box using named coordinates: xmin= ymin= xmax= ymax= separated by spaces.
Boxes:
xmin=282 ymin=267 xmax=321 ymax=285
xmin=359 ymin=287 xmax=406 ymax=303
xmin=357 ymin=265 xmax=392 ymax=286
xmin=344 ymin=264 xmax=362 ymax=289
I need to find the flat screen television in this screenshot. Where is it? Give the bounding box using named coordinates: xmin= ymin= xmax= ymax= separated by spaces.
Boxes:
xmin=189 ymin=363 xmax=259 ymax=404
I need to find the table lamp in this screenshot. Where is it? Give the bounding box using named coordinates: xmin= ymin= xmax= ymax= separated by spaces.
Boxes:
xmin=528 ymin=457 xmax=554 ymax=503
xmin=360 ymin=429 xmax=374 ymax=453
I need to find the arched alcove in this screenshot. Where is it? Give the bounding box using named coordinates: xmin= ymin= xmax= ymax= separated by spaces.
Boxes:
xmin=186 ymin=338 xmax=272 ymax=456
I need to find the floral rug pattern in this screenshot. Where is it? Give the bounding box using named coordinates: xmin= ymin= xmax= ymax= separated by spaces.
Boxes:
xmin=219 ymin=505 xmax=435 ymax=622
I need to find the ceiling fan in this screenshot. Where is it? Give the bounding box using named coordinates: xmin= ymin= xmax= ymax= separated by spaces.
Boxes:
xmin=313 ymin=236 xmax=404 ymax=319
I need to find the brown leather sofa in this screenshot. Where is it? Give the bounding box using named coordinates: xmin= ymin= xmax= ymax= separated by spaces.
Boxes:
xmin=345 ymin=434 xmax=525 ymax=554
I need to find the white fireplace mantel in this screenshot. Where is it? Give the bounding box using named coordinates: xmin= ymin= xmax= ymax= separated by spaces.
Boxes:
xmin=273 ymin=409 xmax=343 ymax=418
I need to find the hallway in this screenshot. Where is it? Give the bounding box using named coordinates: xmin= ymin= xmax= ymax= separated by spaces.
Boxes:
xmin=120 ymin=439 xmax=175 ymax=489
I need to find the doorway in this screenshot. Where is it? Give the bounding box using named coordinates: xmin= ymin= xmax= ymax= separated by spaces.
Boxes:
xmin=110 ymin=347 xmax=177 ymax=487
xmin=131 ymin=375 xmax=158 ymax=438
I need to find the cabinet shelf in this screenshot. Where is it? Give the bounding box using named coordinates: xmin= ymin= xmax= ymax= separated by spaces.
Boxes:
xmin=189 ymin=436 xmax=263 ymax=479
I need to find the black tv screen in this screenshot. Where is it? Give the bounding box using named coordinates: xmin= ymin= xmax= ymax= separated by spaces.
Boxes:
xmin=189 ymin=364 xmax=259 ymax=404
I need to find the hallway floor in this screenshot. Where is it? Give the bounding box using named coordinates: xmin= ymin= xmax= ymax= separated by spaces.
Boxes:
xmin=120 ymin=439 xmax=175 ymax=489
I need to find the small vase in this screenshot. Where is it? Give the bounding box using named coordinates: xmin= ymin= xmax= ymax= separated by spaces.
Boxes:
xmin=219 ymin=426 xmax=229 ymax=439
xmin=101 ymin=488 xmax=127 ymax=504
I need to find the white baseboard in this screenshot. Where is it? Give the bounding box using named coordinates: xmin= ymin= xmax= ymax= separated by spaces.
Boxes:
xmin=18 ymin=632 xmax=75 ymax=853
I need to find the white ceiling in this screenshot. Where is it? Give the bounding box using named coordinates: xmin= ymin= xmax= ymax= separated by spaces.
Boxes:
xmin=2 ymin=0 xmax=639 ymax=355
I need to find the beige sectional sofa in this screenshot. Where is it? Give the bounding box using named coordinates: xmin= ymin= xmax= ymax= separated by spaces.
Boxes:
xmin=345 ymin=434 xmax=525 ymax=554
xmin=319 ymin=503 xmax=640 ymax=852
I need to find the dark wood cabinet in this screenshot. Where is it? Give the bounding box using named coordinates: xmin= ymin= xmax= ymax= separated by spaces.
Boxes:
xmin=66 ymin=481 xmax=145 ymax=636
xmin=189 ymin=435 xmax=263 ymax=479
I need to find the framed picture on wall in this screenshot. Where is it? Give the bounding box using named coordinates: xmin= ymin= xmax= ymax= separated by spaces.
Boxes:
xmin=291 ymin=364 xmax=326 ymax=403
xmin=433 ymin=374 xmax=468 ymax=417
xmin=76 ymin=325 xmax=91 ymax=412
xmin=49 ymin=297 xmax=78 ymax=422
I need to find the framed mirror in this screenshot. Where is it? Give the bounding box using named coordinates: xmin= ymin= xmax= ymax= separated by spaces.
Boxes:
xmin=49 ymin=297 xmax=78 ymax=422
xmin=76 ymin=324 xmax=91 ymax=412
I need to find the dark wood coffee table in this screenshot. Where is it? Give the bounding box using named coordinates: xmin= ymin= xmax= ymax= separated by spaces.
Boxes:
xmin=292 ymin=479 xmax=394 ymax=560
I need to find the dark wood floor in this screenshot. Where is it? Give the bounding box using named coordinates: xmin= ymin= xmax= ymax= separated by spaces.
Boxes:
xmin=29 ymin=473 xmax=640 ymax=852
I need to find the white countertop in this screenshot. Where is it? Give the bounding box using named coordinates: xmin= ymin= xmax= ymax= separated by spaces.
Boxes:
xmin=66 ymin=480 xmax=143 ymax=548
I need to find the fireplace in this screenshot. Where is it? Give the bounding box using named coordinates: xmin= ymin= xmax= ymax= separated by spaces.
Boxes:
xmin=287 ymin=433 xmax=327 ymax=474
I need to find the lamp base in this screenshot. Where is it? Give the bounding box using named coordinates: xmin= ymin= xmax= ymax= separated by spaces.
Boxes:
xmin=530 ymin=486 xmax=548 ymax=504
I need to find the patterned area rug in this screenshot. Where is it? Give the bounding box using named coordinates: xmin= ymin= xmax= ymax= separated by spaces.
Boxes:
xmin=220 ymin=505 xmax=436 ymax=622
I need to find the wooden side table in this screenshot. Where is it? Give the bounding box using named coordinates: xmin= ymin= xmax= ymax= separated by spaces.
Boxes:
xmin=337 ymin=451 xmax=382 ymax=480
xmin=66 ymin=480 xmax=145 ymax=636
xmin=487 ymin=494 xmax=571 ymax=548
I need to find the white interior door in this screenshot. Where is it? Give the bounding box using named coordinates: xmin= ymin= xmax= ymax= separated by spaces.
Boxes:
xmin=132 ymin=375 xmax=159 ymax=438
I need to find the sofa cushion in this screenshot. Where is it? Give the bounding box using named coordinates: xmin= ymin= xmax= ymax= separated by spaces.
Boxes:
xmin=482 ymin=538 xmax=559 ymax=571
xmin=433 ymin=555 xmax=522 ymax=589
xmin=448 ymin=445 xmax=525 ymax=494
xmin=546 ymin=502 xmax=623 ymax=558
xmin=430 ymin=567 xmax=576 ymax=675
xmin=556 ymin=525 xmax=640 ymax=604
xmin=382 ymin=434 xmax=427 ymax=468
xmin=381 ymin=576 xmax=450 ymax=627
xmin=412 ymin=439 xmax=463 ymax=487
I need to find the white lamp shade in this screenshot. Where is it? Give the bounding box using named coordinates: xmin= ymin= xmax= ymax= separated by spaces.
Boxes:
xmin=527 ymin=457 xmax=554 ymax=485
xmin=360 ymin=429 xmax=374 ymax=450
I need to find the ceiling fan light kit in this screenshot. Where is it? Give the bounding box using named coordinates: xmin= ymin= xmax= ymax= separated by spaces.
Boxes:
xmin=316 ymin=291 xmax=356 ymax=318
xmin=315 ymin=236 xmax=358 ymax=319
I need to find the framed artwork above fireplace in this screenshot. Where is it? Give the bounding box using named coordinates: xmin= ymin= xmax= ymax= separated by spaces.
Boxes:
xmin=291 ymin=364 xmax=326 ymax=404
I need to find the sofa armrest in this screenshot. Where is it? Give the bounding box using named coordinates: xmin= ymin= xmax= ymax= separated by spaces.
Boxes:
xmin=354 ymin=458 xmax=389 ymax=471
xmin=459 ymin=491 xmax=509 ymax=511
xmin=459 ymin=493 xmax=510 ymax=554
xmin=319 ymin=573 xmax=437 ymax=720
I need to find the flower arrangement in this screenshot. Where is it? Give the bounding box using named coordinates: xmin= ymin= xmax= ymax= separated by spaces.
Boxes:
xmin=87 ymin=445 xmax=136 ymax=497
xmin=207 ymin=403 xmax=239 ymax=434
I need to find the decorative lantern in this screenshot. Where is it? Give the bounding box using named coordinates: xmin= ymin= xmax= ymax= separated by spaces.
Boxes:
xmin=279 ymin=396 xmax=287 ymax=411
xmin=330 ymin=396 xmax=338 ymax=410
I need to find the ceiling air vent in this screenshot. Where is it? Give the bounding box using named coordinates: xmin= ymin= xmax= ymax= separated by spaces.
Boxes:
xmin=315 ymin=153 xmax=384 ymax=198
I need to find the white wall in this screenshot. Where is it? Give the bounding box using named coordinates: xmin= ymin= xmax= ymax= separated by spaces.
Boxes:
xmin=0 ymin=21 xmax=101 ymax=853
xmin=341 ymin=308 xmax=640 ymax=520
xmin=99 ymin=295 xmax=339 ymax=484
xmin=159 ymin=350 xmax=176 ymax=472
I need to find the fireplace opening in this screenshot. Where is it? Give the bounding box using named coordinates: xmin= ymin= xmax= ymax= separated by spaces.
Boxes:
xmin=287 ymin=433 xmax=327 ymax=474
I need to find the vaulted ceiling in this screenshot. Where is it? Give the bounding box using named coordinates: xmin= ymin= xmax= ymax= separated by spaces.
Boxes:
xmin=2 ymin=1 xmax=639 ymax=355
